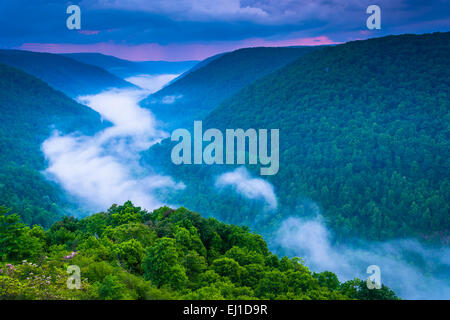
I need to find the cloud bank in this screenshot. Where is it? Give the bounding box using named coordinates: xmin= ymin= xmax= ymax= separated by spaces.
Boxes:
xmin=215 ymin=167 xmax=277 ymax=209
xmin=125 ymin=74 xmax=179 ymax=92
xmin=3 ymin=0 xmax=449 ymax=60
xmin=42 ymin=82 xmax=185 ymax=212
xmin=275 ymin=214 xmax=450 ymax=300
xmin=89 ymin=0 xmax=269 ymax=22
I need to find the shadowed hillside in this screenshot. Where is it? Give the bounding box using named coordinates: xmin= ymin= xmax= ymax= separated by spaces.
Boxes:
xmin=0 ymin=50 xmax=136 ymax=97
xmin=140 ymin=46 xmax=322 ymax=130
xmin=0 ymin=62 xmax=108 ymax=226
xmin=144 ymin=32 xmax=450 ymax=242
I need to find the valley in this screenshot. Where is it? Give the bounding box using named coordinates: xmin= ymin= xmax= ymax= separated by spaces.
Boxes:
xmin=0 ymin=33 xmax=448 ymax=300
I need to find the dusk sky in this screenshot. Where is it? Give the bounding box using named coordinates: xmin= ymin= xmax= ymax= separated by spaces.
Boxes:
xmin=0 ymin=0 xmax=449 ymax=61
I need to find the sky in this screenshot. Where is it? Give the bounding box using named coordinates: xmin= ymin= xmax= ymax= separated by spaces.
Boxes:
xmin=0 ymin=0 xmax=449 ymax=61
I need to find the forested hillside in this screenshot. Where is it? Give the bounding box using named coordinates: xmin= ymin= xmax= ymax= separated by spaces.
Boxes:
xmin=0 ymin=63 xmax=107 ymax=226
xmin=140 ymin=46 xmax=321 ymax=130
xmin=144 ymin=32 xmax=449 ymax=242
xmin=0 ymin=202 xmax=398 ymax=300
xmin=0 ymin=50 xmax=136 ymax=97
xmin=174 ymin=52 xmax=225 ymax=80
xmin=63 ymin=53 xmax=198 ymax=78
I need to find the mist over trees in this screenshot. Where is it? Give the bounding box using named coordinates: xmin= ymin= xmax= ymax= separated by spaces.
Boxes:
xmin=0 ymin=32 xmax=447 ymax=300
xmin=0 ymin=203 xmax=398 ymax=300
xmin=146 ymin=32 xmax=450 ymax=242
xmin=0 ymin=62 xmax=107 ymax=226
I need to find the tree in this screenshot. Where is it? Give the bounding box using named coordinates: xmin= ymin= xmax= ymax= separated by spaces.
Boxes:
xmin=97 ymin=275 xmax=128 ymax=300
xmin=142 ymin=237 xmax=187 ymax=290
xmin=225 ymin=246 xmax=264 ymax=266
xmin=0 ymin=208 xmax=45 ymax=261
xmin=115 ymin=239 xmax=145 ymax=274
xmin=313 ymin=271 xmax=340 ymax=291
xmin=110 ymin=201 xmax=144 ymax=226
xmin=0 ymin=208 xmax=24 ymax=261
xmin=256 ymin=270 xmax=288 ymax=299
xmin=211 ymin=257 xmax=245 ymax=284
xmin=184 ymin=251 xmax=207 ymax=283
xmin=341 ymin=279 xmax=399 ymax=300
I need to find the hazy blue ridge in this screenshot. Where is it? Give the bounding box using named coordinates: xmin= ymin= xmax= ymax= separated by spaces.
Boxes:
xmin=0 ymin=49 xmax=137 ymax=97
xmin=0 ymin=62 xmax=109 ymax=226
xmin=140 ymin=46 xmax=321 ymax=131
xmin=143 ymin=32 xmax=450 ymax=243
xmin=63 ymin=52 xmax=199 ymax=78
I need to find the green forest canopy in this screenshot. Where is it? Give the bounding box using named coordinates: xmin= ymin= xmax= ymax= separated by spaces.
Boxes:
xmin=0 ymin=202 xmax=398 ymax=300
xmin=0 ymin=62 xmax=107 ymax=227
xmin=141 ymin=46 xmax=320 ymax=130
xmin=145 ymin=32 xmax=450 ymax=242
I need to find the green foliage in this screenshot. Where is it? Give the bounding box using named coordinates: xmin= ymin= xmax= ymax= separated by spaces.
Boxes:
xmin=341 ymin=279 xmax=399 ymax=300
xmin=141 ymin=46 xmax=319 ymax=130
xmin=0 ymin=62 xmax=107 ymax=227
xmin=0 ymin=207 xmax=45 ymax=261
xmin=0 ymin=202 xmax=399 ymax=300
xmin=143 ymin=237 xmax=188 ymax=290
xmin=256 ymin=270 xmax=288 ymax=299
xmin=146 ymin=32 xmax=450 ymax=242
xmin=211 ymin=257 xmax=245 ymax=284
xmin=110 ymin=201 xmax=145 ymax=226
xmin=183 ymin=251 xmax=207 ymax=283
xmin=115 ymin=239 xmax=145 ymax=273
xmin=0 ymin=260 xmax=94 ymax=300
xmin=225 ymin=246 xmax=265 ymax=266
xmin=97 ymin=275 xmax=129 ymax=300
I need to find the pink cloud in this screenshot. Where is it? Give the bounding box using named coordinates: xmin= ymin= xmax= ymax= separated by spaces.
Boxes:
xmin=19 ymin=36 xmax=339 ymax=61
xmin=246 ymin=36 xmax=340 ymax=47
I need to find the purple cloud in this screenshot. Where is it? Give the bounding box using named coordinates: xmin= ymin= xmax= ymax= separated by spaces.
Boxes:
xmin=1 ymin=0 xmax=449 ymax=61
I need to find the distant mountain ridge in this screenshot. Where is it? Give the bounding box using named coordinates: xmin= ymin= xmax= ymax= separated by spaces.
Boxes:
xmin=140 ymin=46 xmax=322 ymax=130
xmin=0 ymin=49 xmax=136 ymax=97
xmin=62 ymin=53 xmax=199 ymax=78
xmin=174 ymin=52 xmax=226 ymax=81
xmin=144 ymin=32 xmax=450 ymax=242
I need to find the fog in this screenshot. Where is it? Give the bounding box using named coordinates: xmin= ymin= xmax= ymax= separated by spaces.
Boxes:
xmin=42 ymin=78 xmax=185 ymax=213
xmin=215 ymin=167 xmax=277 ymax=209
xmin=275 ymin=213 xmax=450 ymax=300
xmin=39 ymin=74 xmax=449 ymax=300
xmin=125 ymin=74 xmax=179 ymax=92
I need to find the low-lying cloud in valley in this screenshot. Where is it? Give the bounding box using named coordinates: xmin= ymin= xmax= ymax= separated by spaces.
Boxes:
xmin=275 ymin=213 xmax=450 ymax=300
xmin=125 ymin=74 xmax=179 ymax=92
xmin=215 ymin=167 xmax=277 ymax=209
xmin=39 ymin=76 xmax=448 ymax=301
xmin=41 ymin=79 xmax=185 ymax=212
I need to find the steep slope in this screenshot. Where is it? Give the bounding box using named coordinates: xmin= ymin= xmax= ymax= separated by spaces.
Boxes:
xmin=0 ymin=62 xmax=108 ymax=226
xmin=0 ymin=50 xmax=136 ymax=97
xmin=145 ymin=32 xmax=450 ymax=242
xmin=174 ymin=52 xmax=225 ymax=80
xmin=62 ymin=53 xmax=198 ymax=78
xmin=140 ymin=46 xmax=321 ymax=130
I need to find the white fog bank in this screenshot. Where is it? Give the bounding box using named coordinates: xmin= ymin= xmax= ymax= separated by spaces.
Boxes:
xmin=275 ymin=215 xmax=450 ymax=300
xmin=42 ymin=76 xmax=185 ymax=212
xmin=215 ymin=167 xmax=277 ymax=209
